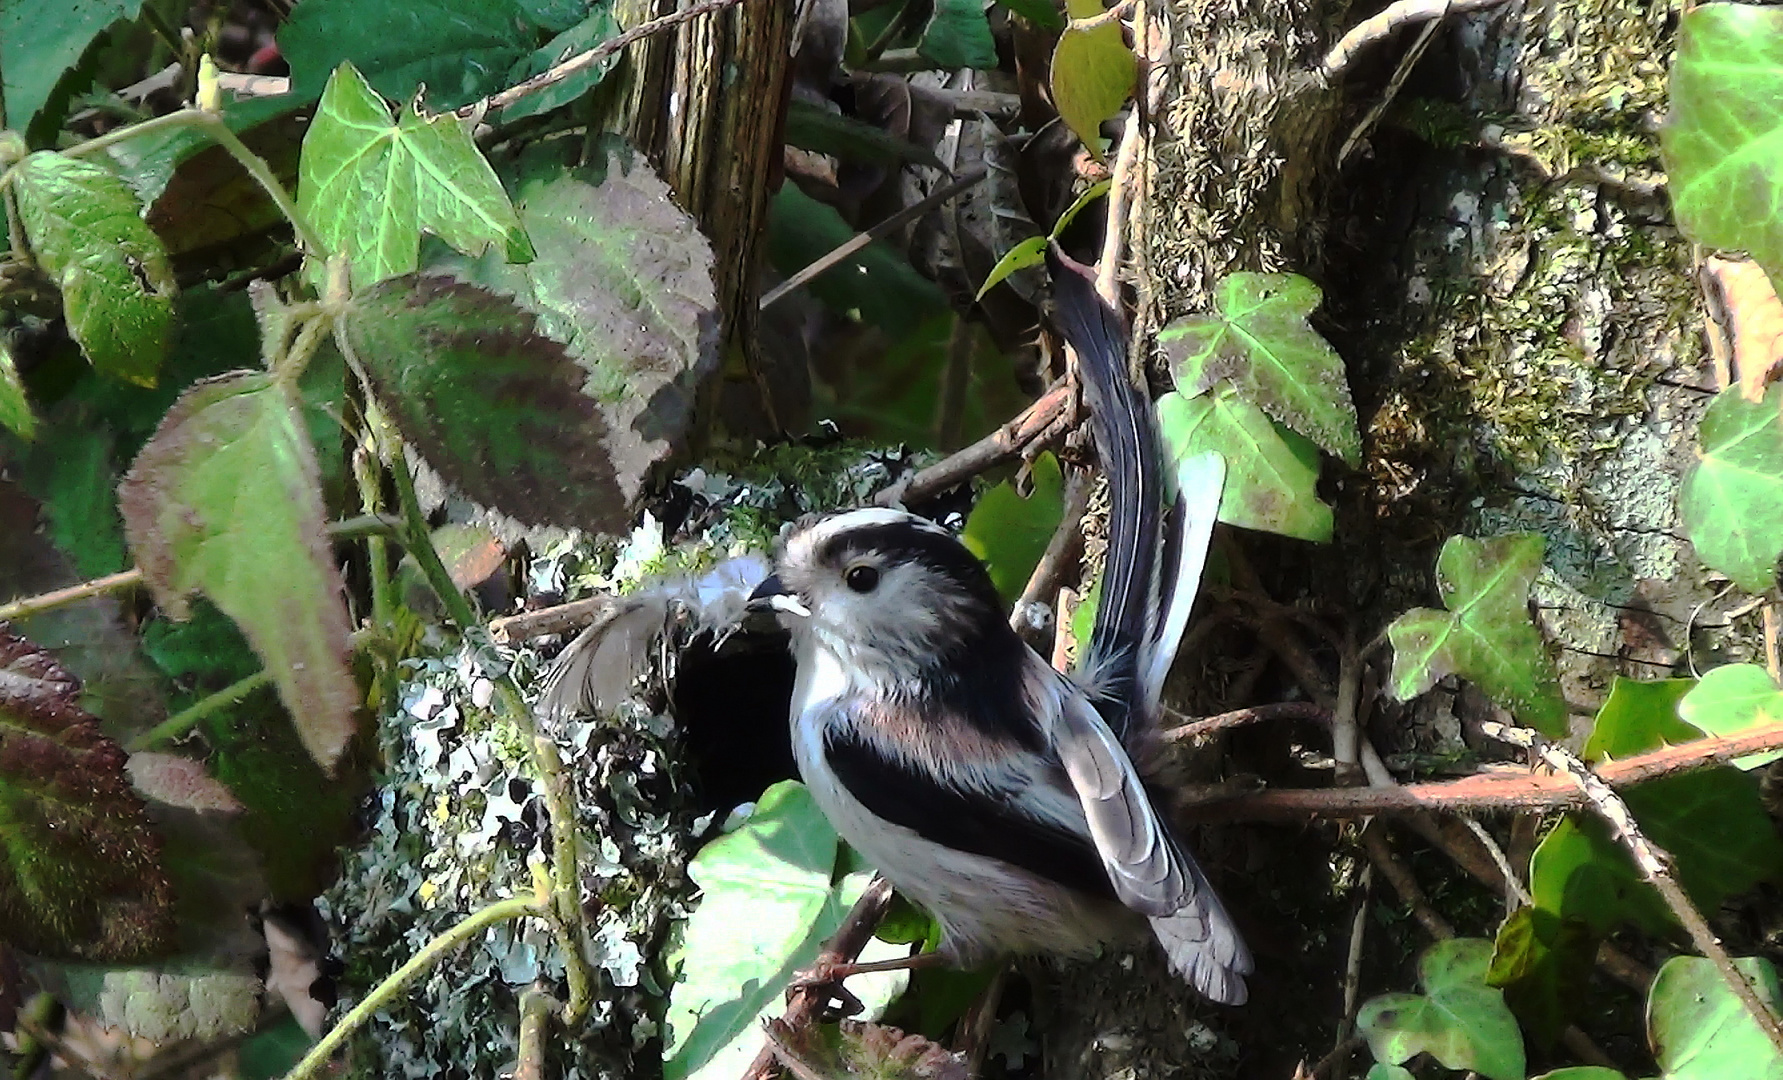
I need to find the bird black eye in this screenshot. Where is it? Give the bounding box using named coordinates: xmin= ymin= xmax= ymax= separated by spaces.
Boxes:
xmin=843 ymin=564 xmax=880 ymax=593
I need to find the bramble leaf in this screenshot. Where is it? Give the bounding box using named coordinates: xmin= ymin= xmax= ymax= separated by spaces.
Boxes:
xmin=118 ymin=373 xmax=358 ymax=771
xmin=1355 ymin=938 xmax=1525 ymax=1080
xmin=1649 ymin=956 xmax=1783 ymax=1080
xmin=296 ymin=62 xmax=532 ymax=288
xmin=1159 ymin=272 xmax=1360 ymax=464
xmin=962 ymin=451 xmax=1066 ymax=602
xmin=1678 ymin=383 xmax=1783 ymax=593
xmin=0 ymin=0 xmax=149 ymax=143
xmin=1385 ymin=533 xmax=1566 ymax=736
xmin=0 ymin=625 xmax=176 ymax=960
xmin=1679 ymin=664 xmax=1783 ymax=769
xmin=1660 ymin=3 xmax=1783 ymax=287
xmin=339 ymin=276 xmax=625 ymax=531
xmin=424 ymin=149 xmax=720 ymax=524
xmin=0 ymin=339 xmax=35 ymax=439
xmin=1156 ymin=387 xmax=1332 ymax=542
xmin=12 ymin=152 xmax=176 ymax=386
xmin=1050 ymin=0 xmax=1136 ymax=159
xmin=280 ymin=0 xmax=542 ymax=108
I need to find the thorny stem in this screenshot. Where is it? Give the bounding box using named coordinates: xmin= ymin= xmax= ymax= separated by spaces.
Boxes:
xmin=283 ymin=895 xmax=546 ymax=1080
xmin=1486 ymin=721 xmax=1783 ymax=1059
xmin=386 ymin=437 xmax=598 ymax=1028
xmin=130 ymin=669 xmax=275 ymax=751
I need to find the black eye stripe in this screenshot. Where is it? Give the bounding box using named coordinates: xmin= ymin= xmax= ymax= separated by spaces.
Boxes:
xmin=815 ymin=522 xmax=1003 ymax=611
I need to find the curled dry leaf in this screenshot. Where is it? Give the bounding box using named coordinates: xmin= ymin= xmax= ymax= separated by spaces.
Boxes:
xmin=0 ymin=624 xmax=176 ymax=961
xmin=1700 ymin=256 xmax=1783 ymax=402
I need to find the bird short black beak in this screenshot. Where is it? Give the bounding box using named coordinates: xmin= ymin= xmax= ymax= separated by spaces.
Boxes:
xmin=748 ymin=574 xmax=811 ymax=618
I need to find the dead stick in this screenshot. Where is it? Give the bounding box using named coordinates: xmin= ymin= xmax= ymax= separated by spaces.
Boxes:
xmin=1316 ymin=0 xmax=1512 ymax=83
xmin=875 ymin=383 xmax=1074 ymax=507
xmin=1161 ymin=701 xmax=1331 ymax=742
xmin=490 ymin=596 xmax=623 ymax=645
xmin=1485 ymin=721 xmax=1783 ymax=1058
xmin=1190 ymin=720 xmax=1783 ymax=820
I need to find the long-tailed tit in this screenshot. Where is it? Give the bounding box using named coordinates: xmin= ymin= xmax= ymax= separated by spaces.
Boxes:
xmin=746 ymin=245 xmax=1251 ymax=1004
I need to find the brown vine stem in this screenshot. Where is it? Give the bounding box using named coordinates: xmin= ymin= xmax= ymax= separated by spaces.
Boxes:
xmin=740 ymin=876 xmax=897 ymax=1080
xmin=1161 ymin=701 xmax=1332 ymax=742
xmin=873 ymin=381 xmax=1075 ymax=507
xmin=1071 ymin=0 xmax=1135 ymax=32
xmin=1484 ymin=721 xmax=1783 ymax=1058
xmin=462 ymin=0 xmax=759 ymax=117
xmin=1190 ymin=719 xmax=1783 ymax=821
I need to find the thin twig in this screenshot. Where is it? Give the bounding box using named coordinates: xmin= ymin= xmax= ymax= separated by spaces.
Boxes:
xmin=1335 ymin=864 xmax=1373 ymax=1048
xmin=1161 ymin=701 xmax=1332 ymax=742
xmin=1331 ymin=633 xmax=1364 ymax=785
xmin=1336 ymin=11 xmax=1442 ymax=165
xmin=874 ymin=381 xmax=1074 ymax=507
xmin=1012 ymin=469 xmax=1092 ymax=619
xmin=741 ymin=877 xmax=897 ymax=1080
xmin=1316 ymin=0 xmax=1512 ymax=83
xmin=759 ymin=166 xmax=989 ymax=311
xmin=1766 ymin=604 xmax=1781 ymax=685
xmin=464 ymin=0 xmax=759 ymax=117
xmin=514 ymin=988 xmax=557 ymax=1080
xmin=129 ymin=669 xmax=274 ymax=751
xmin=1363 ymin=823 xmax=1453 ymax=939
xmin=1485 ymin=721 xmax=1783 ymax=1058
xmin=490 ymin=595 xmax=625 ymax=644
xmin=1095 ymin=106 xmax=1145 ymax=304
xmin=1190 ymin=719 xmax=1783 ymax=820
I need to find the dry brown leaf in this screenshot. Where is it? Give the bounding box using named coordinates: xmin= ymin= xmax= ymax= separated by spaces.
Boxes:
xmin=1700 ymin=256 xmax=1783 ymax=401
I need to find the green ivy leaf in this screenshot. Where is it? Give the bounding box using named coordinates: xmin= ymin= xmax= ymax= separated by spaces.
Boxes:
xmin=1486 ymin=906 xmax=1595 ymax=1051
xmin=663 ymin=782 xmax=843 ymax=1080
xmin=339 ymin=276 xmax=627 ymax=531
xmin=1649 ymin=956 xmax=1783 ymax=1080
xmin=1050 ymin=0 xmax=1136 ymax=159
xmin=0 ymin=0 xmax=150 ymax=144
xmin=1156 ymin=387 xmax=1332 ymax=542
xmin=0 ymin=337 xmax=36 ymax=439
xmin=297 ymin=62 xmax=533 ymax=289
xmin=497 ymin=8 xmax=622 ymax=122
xmin=1583 ymin=676 xmax=1698 ymax=761
xmin=918 ymin=0 xmax=998 ymax=69
xmin=279 ymin=0 xmax=543 ymax=107
xmin=1660 ymin=3 xmax=1783 ymax=286
xmin=1679 ymin=664 xmax=1783 ymax=769
xmin=1355 ymin=938 xmax=1526 ymax=1080
xmin=0 ymin=625 xmax=175 ymax=960
xmin=1678 ymin=383 xmax=1783 ymax=593
xmin=117 ymin=373 xmax=359 ymax=772
xmin=1159 ymin=272 xmax=1360 ymax=464
xmin=961 ymin=451 xmax=1066 ymax=602
xmin=1385 ymin=533 xmax=1566 ymax=736
xmin=424 ymin=148 xmax=720 ymax=522
xmin=1529 ymin=816 xmax=1669 ymax=937
xmin=12 ymin=151 xmax=176 ymax=386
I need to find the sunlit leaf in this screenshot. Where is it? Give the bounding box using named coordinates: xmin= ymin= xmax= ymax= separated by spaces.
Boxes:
xmin=1156 ymin=387 xmax=1332 ymax=542
xmin=339 ymin=276 xmax=627 ymax=531
xmin=1583 ymin=677 xmax=1698 ymax=761
xmin=1529 ymin=816 xmax=1669 ymax=937
xmin=118 ymin=373 xmax=358 ymax=771
xmin=1051 ymin=0 xmax=1135 ymax=159
xmin=12 ymin=151 xmax=176 ymax=386
xmin=663 ymin=782 xmax=843 ymax=1080
xmin=1486 ymin=906 xmax=1594 ymax=1051
xmin=1660 ymin=3 xmax=1783 ymax=287
xmin=0 ymin=625 xmax=175 ymax=960
xmin=918 ymin=0 xmax=998 ymax=69
xmin=976 ymin=181 xmax=1110 ymax=301
xmin=1649 ymin=956 xmax=1783 ymax=1080
xmin=1385 ymin=533 xmax=1566 ymax=736
xmin=0 ymin=339 xmax=35 ymax=439
xmin=1355 ymin=938 xmax=1525 ymax=1080
xmin=1679 ymin=664 xmax=1783 ymax=769
xmin=425 ymin=149 xmax=720 ymax=524
xmin=296 ymin=62 xmax=533 ymax=288
xmin=1159 ymin=272 xmax=1360 ymax=464
xmin=962 ymin=451 xmax=1066 ymax=602
xmin=1678 ymin=383 xmax=1783 ymax=593
xmin=0 ymin=0 xmax=149 ymax=143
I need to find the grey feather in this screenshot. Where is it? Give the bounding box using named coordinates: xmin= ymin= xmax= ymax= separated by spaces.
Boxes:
xmin=1149 ymin=876 xmax=1254 ymax=1005
xmin=1139 ymin=451 xmax=1225 ymax=716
